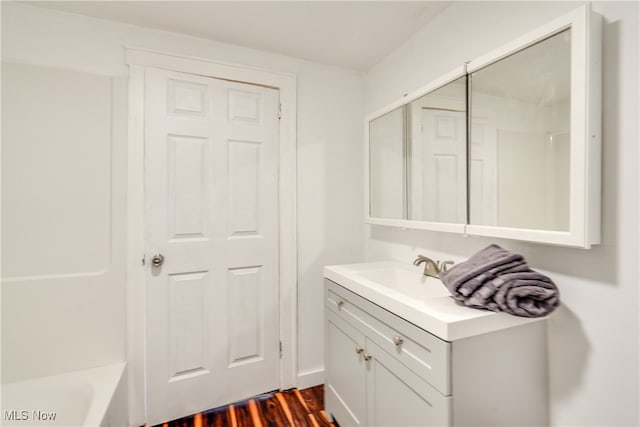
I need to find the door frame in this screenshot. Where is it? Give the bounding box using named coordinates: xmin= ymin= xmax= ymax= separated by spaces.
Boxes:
xmin=125 ymin=47 xmax=297 ymax=426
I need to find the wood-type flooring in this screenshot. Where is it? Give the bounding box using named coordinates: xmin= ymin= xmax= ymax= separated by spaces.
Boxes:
xmin=157 ymin=385 xmax=334 ymax=427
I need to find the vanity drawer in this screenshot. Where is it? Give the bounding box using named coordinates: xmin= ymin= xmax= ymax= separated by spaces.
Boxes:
xmin=326 ymin=280 xmax=451 ymax=395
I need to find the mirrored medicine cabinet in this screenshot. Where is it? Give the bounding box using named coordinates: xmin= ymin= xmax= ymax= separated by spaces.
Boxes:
xmin=366 ymin=5 xmax=602 ymax=248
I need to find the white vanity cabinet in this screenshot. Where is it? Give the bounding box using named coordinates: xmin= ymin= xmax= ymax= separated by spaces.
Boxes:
xmin=324 ymin=278 xmax=549 ymax=427
xmin=325 ymin=299 xmax=449 ymax=426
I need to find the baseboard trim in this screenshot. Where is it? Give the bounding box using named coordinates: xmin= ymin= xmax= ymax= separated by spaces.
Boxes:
xmin=296 ymin=368 xmax=325 ymax=390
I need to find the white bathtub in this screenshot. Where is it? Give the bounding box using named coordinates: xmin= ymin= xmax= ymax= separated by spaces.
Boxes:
xmin=1 ymin=363 xmax=127 ymax=427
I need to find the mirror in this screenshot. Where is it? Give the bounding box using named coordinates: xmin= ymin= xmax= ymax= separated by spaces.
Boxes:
xmin=369 ymin=106 xmax=405 ymax=219
xmin=408 ymin=76 xmax=467 ymax=223
xmin=368 ymin=75 xmax=467 ymax=224
xmin=469 ymin=29 xmax=571 ymax=231
xmin=366 ymin=4 xmax=600 ymax=247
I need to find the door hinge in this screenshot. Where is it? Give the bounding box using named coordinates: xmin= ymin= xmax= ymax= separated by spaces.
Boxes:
xmin=278 ymin=103 xmax=282 ymax=120
xmin=279 ymin=340 xmax=283 ymax=359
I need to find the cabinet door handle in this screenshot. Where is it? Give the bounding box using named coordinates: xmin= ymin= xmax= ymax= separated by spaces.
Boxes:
xmin=363 ymin=353 xmax=372 ymax=362
xmin=336 ymin=299 xmax=344 ymax=308
xmin=393 ymin=336 xmax=404 ymax=346
xmin=355 ymin=345 xmax=364 ymax=354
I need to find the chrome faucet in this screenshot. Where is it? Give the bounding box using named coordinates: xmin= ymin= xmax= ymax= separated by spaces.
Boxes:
xmin=413 ymin=255 xmax=454 ymax=278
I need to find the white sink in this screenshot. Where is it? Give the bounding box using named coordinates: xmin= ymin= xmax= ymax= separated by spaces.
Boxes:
xmin=354 ymin=264 xmax=451 ymax=300
xmin=324 ymin=261 xmax=541 ymax=341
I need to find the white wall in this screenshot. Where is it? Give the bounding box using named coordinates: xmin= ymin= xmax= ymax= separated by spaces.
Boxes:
xmin=364 ymin=1 xmax=639 ymax=426
xmin=296 ymin=61 xmax=364 ymax=386
xmin=1 ymin=0 xmax=364 ymax=410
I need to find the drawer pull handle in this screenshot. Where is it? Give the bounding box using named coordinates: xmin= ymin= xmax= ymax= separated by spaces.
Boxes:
xmin=355 ymin=345 xmax=364 ymax=354
xmin=363 ymin=353 xmax=372 ymax=362
xmin=336 ymin=299 xmax=344 ymax=307
xmin=393 ymin=336 xmax=404 ymax=346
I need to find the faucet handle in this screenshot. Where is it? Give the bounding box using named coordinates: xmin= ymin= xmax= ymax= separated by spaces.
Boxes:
xmin=413 ymin=254 xmax=432 ymax=266
xmin=440 ymin=260 xmax=454 ymax=273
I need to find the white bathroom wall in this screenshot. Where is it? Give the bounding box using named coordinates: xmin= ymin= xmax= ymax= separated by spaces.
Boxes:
xmin=364 ymin=1 xmax=639 ymax=426
xmin=296 ymin=62 xmax=365 ymax=386
xmin=1 ymin=1 xmax=364 ymax=395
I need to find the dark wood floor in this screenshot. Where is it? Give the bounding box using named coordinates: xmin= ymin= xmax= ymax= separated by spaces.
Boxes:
xmin=157 ymin=385 xmax=334 ymax=427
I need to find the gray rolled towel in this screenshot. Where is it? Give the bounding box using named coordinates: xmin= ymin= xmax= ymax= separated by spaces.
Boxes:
xmin=440 ymin=245 xmax=560 ymax=318
xmin=440 ymin=244 xmax=528 ymax=299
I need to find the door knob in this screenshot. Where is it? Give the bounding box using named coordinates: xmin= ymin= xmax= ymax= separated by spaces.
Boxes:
xmin=151 ymin=254 xmax=165 ymax=268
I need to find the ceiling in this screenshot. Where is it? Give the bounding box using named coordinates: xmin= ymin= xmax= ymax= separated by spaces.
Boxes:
xmin=27 ymin=1 xmax=451 ymax=71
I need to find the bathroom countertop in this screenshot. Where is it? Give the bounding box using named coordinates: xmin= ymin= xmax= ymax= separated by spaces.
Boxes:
xmin=324 ymin=261 xmax=545 ymax=341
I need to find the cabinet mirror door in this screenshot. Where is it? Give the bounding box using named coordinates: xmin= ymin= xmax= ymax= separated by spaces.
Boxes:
xmin=408 ymin=76 xmax=467 ymax=223
xmin=468 ymin=29 xmax=571 ymax=231
xmin=367 ymin=73 xmax=467 ymax=230
xmin=369 ymin=106 xmax=405 ymax=219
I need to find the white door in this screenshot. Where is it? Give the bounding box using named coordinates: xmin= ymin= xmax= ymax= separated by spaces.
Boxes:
xmin=144 ymin=67 xmax=281 ymax=425
xmin=421 ymin=109 xmax=466 ymax=223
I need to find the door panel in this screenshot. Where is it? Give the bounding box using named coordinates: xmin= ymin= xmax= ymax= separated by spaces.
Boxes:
xmin=228 ymin=140 xmax=261 ymax=235
xmin=227 ymin=266 xmax=263 ymax=366
xmin=144 ymin=67 xmax=280 ymax=425
xmin=168 ymin=135 xmax=209 ymax=239
xmin=168 ymin=271 xmax=209 ymax=380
